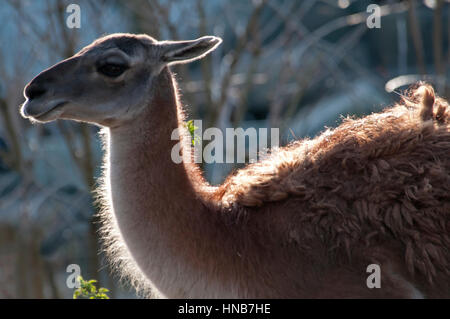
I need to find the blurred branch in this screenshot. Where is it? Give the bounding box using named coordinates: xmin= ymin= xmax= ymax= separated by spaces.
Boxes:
xmin=197 ymin=0 xmax=214 ymax=116
xmin=30 ymin=229 xmax=44 ymax=298
xmin=0 ymin=98 xmax=23 ymax=173
xmin=122 ymin=0 xmax=161 ymax=38
xmin=266 ymin=0 xmax=372 ymax=132
xmin=43 ymin=259 xmax=61 ymax=298
xmin=5 ymin=0 xmax=60 ymax=61
xmin=207 ymin=0 xmax=268 ymax=128
xmin=407 ymin=0 xmax=426 ymax=74
xmin=232 ymin=53 xmax=261 ymax=127
xmin=150 ymin=0 xmax=179 ymax=39
xmin=57 ymin=122 xmax=83 ymax=174
xmin=396 ymin=14 xmax=408 ymax=74
xmin=232 ymin=29 xmax=262 ymax=127
xmin=294 ymin=2 xmax=408 ymax=61
xmin=85 ymin=0 xmax=110 ymax=35
xmin=433 ymin=0 xmax=444 ymax=91
xmin=261 ymin=0 xmax=315 ymax=58
xmin=80 ymin=124 xmax=95 ymax=189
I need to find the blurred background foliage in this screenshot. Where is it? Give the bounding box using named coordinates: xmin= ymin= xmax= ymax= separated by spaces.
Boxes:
xmin=0 ymin=0 xmax=448 ymax=298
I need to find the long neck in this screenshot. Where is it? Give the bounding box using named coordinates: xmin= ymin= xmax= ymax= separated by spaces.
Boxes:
xmin=103 ymin=69 xmax=241 ymax=298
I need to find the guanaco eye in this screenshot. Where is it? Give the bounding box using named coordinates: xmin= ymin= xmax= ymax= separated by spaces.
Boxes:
xmin=97 ymin=63 xmax=128 ymax=77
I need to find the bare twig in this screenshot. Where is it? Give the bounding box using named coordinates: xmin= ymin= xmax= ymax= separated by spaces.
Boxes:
xmin=407 ymin=0 xmax=427 ymax=74
xmin=207 ymin=0 xmax=268 ymax=128
xmin=0 ymin=98 xmax=23 ymax=173
xmin=433 ymin=0 xmax=444 ymax=91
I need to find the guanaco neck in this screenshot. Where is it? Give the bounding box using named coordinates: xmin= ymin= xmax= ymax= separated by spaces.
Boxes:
xmin=104 ymin=68 xmax=242 ymax=298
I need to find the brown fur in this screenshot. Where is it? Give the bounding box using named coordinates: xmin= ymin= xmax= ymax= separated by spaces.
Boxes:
xmin=213 ymin=83 xmax=450 ymax=297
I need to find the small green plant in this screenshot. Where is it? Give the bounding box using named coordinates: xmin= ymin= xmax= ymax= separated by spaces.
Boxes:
xmin=185 ymin=119 xmax=201 ymax=146
xmin=73 ymin=276 xmax=110 ymax=299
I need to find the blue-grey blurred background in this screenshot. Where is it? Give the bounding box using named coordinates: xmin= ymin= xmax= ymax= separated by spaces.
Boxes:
xmin=0 ymin=0 xmax=448 ymax=298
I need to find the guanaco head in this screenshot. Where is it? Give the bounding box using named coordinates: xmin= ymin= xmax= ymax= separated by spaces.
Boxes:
xmin=21 ymin=33 xmax=221 ymax=126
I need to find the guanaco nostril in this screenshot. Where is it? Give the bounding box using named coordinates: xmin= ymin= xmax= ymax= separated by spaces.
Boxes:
xmin=25 ymin=83 xmax=47 ymax=100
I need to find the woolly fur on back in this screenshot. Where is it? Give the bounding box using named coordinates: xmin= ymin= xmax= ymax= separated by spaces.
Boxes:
xmin=217 ymin=85 xmax=450 ymax=289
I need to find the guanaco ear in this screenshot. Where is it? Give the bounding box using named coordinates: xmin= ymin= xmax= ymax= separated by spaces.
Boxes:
xmin=159 ymin=36 xmax=222 ymax=65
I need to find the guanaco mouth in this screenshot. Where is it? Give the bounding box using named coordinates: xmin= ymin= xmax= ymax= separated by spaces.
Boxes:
xmin=26 ymin=101 xmax=67 ymax=120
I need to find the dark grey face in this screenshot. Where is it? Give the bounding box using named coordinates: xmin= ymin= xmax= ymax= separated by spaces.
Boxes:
xmin=21 ymin=33 xmax=222 ymax=127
